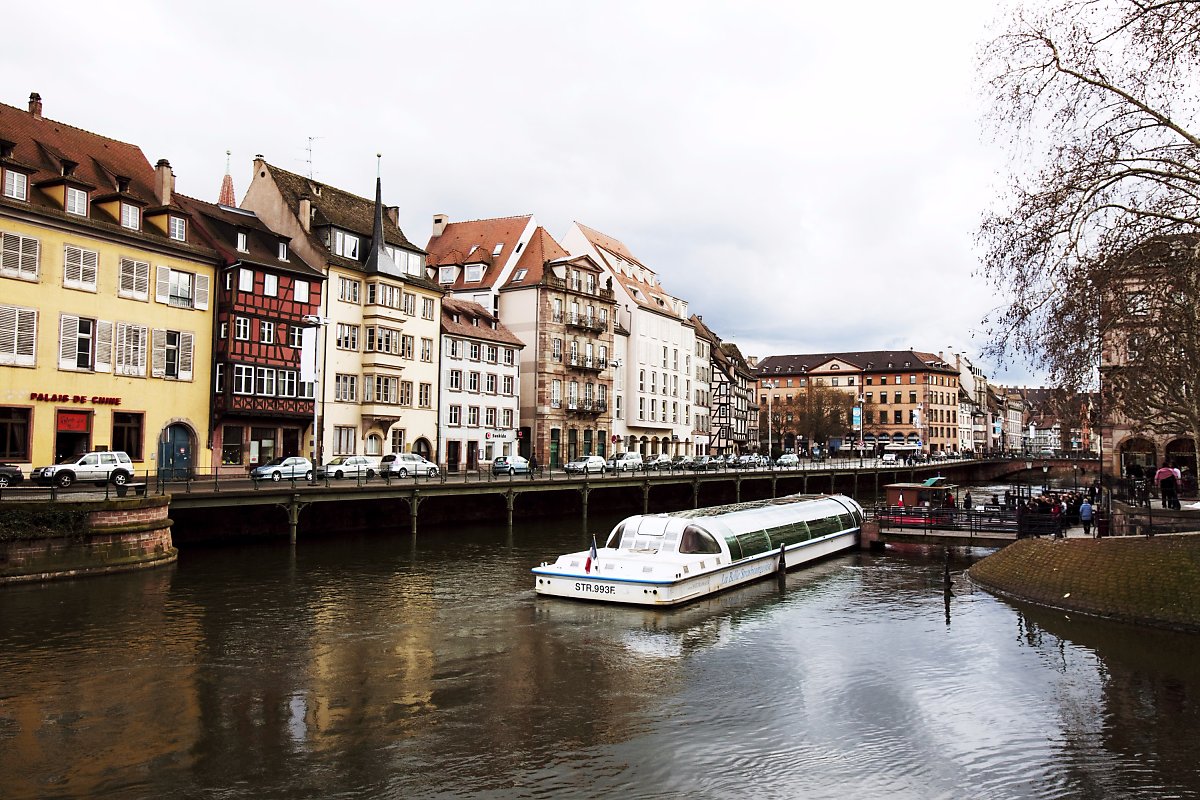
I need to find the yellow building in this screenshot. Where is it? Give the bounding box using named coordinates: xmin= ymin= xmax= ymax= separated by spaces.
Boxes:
xmin=0 ymin=93 xmax=218 ymax=476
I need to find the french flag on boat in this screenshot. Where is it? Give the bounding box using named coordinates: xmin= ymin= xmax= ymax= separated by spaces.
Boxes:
xmin=585 ymin=535 xmax=598 ymax=573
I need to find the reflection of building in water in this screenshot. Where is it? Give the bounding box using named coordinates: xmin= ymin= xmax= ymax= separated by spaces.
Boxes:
xmin=0 ymin=569 xmax=203 ymax=797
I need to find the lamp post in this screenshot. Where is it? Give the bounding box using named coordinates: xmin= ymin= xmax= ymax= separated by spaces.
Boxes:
xmin=763 ymin=381 xmax=775 ymax=461
xmin=1042 ymin=460 xmax=1049 ymax=494
xmin=301 ymin=314 xmax=328 ymax=482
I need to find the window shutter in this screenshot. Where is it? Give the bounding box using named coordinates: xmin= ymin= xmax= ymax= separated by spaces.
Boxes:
xmin=134 ymin=324 xmax=148 ymax=376
xmin=135 ymin=261 xmax=150 ymax=299
xmin=59 ymin=314 xmax=79 ymax=369
xmin=119 ymin=258 xmax=135 ymax=296
xmin=95 ymin=320 xmax=113 ymax=372
xmin=194 ymin=274 xmax=210 ymax=310
xmin=155 ymin=265 xmax=170 ymax=303
xmin=0 ymin=234 xmax=16 ymax=274
xmin=20 ymin=236 xmax=39 ymax=277
xmin=16 ymin=308 xmax=36 ymax=365
xmin=179 ymin=332 xmax=194 ymax=380
xmin=81 ymin=249 xmax=98 ymax=289
xmin=151 ymin=328 xmax=167 ymax=377
xmin=64 ymin=245 xmax=82 ymax=286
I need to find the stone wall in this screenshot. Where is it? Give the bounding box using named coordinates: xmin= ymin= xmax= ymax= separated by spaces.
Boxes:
xmin=967 ymin=533 xmax=1200 ymax=632
xmin=0 ymin=495 xmax=176 ymax=584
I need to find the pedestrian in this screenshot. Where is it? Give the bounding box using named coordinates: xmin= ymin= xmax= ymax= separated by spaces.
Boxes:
xmin=1050 ymin=500 xmax=1063 ymax=538
xmin=1155 ymin=461 xmax=1179 ymax=511
xmin=1079 ymin=498 xmax=1094 ymax=537
xmin=963 ymin=491 xmax=973 ymax=511
xmin=529 ymin=452 xmax=539 ymax=480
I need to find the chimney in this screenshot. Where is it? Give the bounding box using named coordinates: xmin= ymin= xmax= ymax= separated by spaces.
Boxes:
xmin=28 ymin=92 xmax=42 ymax=119
xmin=432 ymin=213 xmax=448 ymax=237
xmin=154 ymin=159 xmax=173 ymax=205
xmin=386 ymin=205 xmax=400 ymax=226
xmin=298 ymin=194 xmax=312 ymax=233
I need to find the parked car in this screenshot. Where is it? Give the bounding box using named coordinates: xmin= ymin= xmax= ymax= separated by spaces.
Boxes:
xmin=317 ymin=455 xmax=379 ymax=480
xmin=381 ymin=453 xmax=439 ymax=478
xmin=688 ymin=455 xmax=720 ymax=471
xmin=492 ymin=455 xmax=531 ymax=476
xmin=33 ymin=450 xmax=135 ymax=488
xmin=0 ymin=463 xmax=25 ymax=487
xmin=881 ymin=453 xmax=898 ymax=464
xmin=737 ymin=454 xmax=768 ymax=469
xmin=775 ymin=453 xmax=800 ymax=468
xmin=644 ymin=453 xmax=674 ymax=471
xmin=607 ymin=452 xmax=644 ymax=472
xmin=565 ymin=455 xmax=607 ymax=475
xmin=670 ymin=455 xmax=694 ymax=471
xmin=250 ymin=456 xmax=313 ymax=482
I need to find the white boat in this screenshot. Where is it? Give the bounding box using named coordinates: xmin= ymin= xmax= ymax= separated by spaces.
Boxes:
xmin=532 ymin=493 xmax=864 ymax=606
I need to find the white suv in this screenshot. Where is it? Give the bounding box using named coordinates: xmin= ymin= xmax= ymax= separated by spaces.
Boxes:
xmin=34 ymin=451 xmax=135 ymax=488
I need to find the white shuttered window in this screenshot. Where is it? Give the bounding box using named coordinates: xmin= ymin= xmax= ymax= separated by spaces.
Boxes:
xmin=1 ymin=232 xmax=39 ymax=280
xmin=0 ymin=305 xmax=37 ymax=366
xmin=63 ymin=245 xmax=99 ymax=291
xmin=119 ymin=258 xmax=150 ymax=300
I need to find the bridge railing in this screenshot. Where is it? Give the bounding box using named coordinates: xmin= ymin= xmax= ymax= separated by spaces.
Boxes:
xmin=872 ymin=505 xmax=1063 ymax=538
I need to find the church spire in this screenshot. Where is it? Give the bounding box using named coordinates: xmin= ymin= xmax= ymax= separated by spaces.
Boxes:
xmin=364 ymin=153 xmax=397 ymax=274
xmin=218 ymin=150 xmax=236 ymax=206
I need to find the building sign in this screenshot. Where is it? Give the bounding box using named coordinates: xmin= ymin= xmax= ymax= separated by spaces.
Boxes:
xmin=852 ymin=406 xmax=861 ymax=430
xmin=484 ymin=430 xmax=514 ymax=441
xmin=56 ymin=410 xmax=91 ymax=433
xmin=30 ymin=392 xmax=122 ymax=406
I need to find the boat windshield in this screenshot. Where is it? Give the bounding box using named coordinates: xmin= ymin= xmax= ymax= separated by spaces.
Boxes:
xmin=679 ymin=524 xmax=721 ymax=555
xmin=605 ymin=522 xmax=626 ymax=549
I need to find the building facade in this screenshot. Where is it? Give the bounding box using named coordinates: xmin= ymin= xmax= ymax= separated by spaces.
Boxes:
xmin=438 ymin=297 xmax=523 ymax=470
xmin=242 ymin=160 xmax=442 ymax=464
xmin=1 ymin=93 xmax=218 ymax=475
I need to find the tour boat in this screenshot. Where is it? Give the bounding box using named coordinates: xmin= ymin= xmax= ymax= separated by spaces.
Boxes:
xmin=531 ymin=493 xmax=864 ymax=606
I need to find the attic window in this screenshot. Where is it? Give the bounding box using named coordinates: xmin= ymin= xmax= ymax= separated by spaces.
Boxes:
xmin=472 ymin=316 xmax=479 ymax=326
xmin=512 ymin=268 xmax=527 ymax=281
xmin=439 ymin=266 xmax=455 ymax=284
xmin=237 ymin=232 xmax=249 ymax=252
xmin=830 ymin=364 xmax=839 ymax=370
xmin=492 ymin=243 xmax=503 ymax=257
xmin=168 ymin=216 xmax=186 ymax=241
xmin=278 ymin=242 xmax=289 ymax=261
xmin=465 ymin=264 xmax=484 ymax=282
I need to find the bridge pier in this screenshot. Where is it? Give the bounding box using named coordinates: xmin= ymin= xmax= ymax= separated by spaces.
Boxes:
xmin=642 ymin=482 xmax=650 ymax=514
xmin=278 ymin=493 xmax=308 ymax=544
xmin=735 ymin=475 xmax=741 ymax=502
xmin=410 ymin=490 xmax=425 ymax=535
xmin=580 ymin=485 xmax=592 ymax=525
xmin=693 ymin=478 xmax=700 ymax=508
xmin=505 ymin=489 xmax=516 ymax=528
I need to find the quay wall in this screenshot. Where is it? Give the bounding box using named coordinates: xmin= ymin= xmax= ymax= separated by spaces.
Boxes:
xmin=0 ymin=496 xmax=177 ymax=584
xmin=967 ymin=534 xmax=1200 ymax=633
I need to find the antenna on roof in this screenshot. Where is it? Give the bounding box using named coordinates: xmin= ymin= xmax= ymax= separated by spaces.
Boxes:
xmin=306 ymin=137 xmax=322 ymax=179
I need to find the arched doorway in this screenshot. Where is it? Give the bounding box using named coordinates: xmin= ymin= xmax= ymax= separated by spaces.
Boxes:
xmin=1119 ymin=437 xmax=1157 ymax=476
xmin=412 ymin=437 xmax=433 ymax=460
xmin=158 ymin=422 xmax=196 ymax=480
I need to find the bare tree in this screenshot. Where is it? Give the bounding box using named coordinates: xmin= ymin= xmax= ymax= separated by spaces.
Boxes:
xmin=775 ymin=385 xmax=855 ymax=453
xmin=979 ymin=0 xmax=1200 ymax=445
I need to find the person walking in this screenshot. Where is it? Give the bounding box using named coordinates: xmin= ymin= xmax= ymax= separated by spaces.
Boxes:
xmin=963 ymin=491 xmax=973 ymax=511
xmin=1155 ymin=461 xmax=1179 ymax=511
xmin=1079 ymin=498 xmax=1094 ymax=537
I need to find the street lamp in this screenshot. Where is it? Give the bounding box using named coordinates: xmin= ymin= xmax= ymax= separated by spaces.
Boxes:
xmin=301 ymin=314 xmax=328 ymax=481
xmin=1042 ymin=460 xmax=1049 ymax=493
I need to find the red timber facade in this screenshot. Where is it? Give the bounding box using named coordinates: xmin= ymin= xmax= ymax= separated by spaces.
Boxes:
xmin=176 ymin=195 xmax=324 ymax=472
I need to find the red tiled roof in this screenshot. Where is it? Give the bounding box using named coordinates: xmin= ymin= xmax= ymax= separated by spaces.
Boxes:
xmin=441 ymin=296 xmax=525 ymax=347
xmin=574 ymin=221 xmax=637 ymax=262
xmin=175 ymin=194 xmax=323 ymax=278
xmin=0 ymin=99 xmax=159 ymax=204
xmin=502 ymin=226 xmax=570 ymax=287
xmin=425 ymin=214 xmax=533 ymax=290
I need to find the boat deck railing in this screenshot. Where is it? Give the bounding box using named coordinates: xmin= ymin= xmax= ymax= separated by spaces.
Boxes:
xmin=870 ymin=505 xmax=1063 ymax=538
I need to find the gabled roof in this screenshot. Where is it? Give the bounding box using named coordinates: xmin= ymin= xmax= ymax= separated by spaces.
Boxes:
xmin=424 ymin=214 xmax=532 ymax=290
xmin=571 ymin=221 xmax=686 ymax=319
xmin=574 ymin=221 xmax=637 ymax=262
xmin=503 ymin=226 xmax=570 ymax=287
xmin=264 ymin=162 xmax=423 ymax=253
xmin=441 ymin=297 xmax=525 ymax=347
xmin=175 ymin=194 xmax=323 ymax=279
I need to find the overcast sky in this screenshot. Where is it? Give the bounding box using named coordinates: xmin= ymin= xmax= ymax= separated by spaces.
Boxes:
xmin=7 ymin=0 xmax=1040 ymax=385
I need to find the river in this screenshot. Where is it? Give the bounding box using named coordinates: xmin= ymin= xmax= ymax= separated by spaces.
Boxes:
xmin=1 ymin=506 xmax=1198 ymax=799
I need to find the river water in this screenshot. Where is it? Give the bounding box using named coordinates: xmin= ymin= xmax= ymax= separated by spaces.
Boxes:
xmin=1 ymin=508 xmax=1198 ymax=800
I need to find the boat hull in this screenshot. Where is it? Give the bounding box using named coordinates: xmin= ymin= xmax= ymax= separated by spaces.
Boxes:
xmin=533 ymin=530 xmax=858 ymax=606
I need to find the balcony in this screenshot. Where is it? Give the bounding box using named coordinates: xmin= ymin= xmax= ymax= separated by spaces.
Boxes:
xmin=568 ymin=399 xmax=608 ymax=416
xmin=567 ymin=354 xmax=606 ymax=373
xmin=566 ymin=312 xmax=608 ymax=333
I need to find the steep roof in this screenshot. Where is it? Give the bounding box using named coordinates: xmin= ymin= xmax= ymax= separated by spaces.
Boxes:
xmin=503 ymin=226 xmax=573 ymax=287
xmin=264 ymin=162 xmax=423 ymax=253
xmin=424 ymin=214 xmax=533 ymax=290
xmin=175 ymin=194 xmax=323 ymax=278
xmin=572 ymin=220 xmax=686 ymax=319
xmin=441 ymin=296 xmax=525 ymax=347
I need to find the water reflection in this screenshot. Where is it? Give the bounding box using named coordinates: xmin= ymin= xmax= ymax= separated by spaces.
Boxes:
xmin=0 ymin=515 xmax=1196 ymax=799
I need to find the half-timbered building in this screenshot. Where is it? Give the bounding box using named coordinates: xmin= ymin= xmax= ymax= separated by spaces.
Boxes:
xmin=176 ymin=193 xmax=324 ymax=473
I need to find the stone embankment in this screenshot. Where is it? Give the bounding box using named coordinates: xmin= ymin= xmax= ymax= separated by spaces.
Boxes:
xmin=968 ymin=533 xmax=1200 ymax=632
xmin=0 ymin=495 xmax=176 ymax=584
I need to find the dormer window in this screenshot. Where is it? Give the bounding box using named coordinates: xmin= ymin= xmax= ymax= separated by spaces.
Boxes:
xmin=278 ymin=241 xmax=288 ymax=261
xmin=2 ymin=170 xmax=27 ymax=201
xmin=236 ymin=232 xmax=248 ymax=252
xmin=332 ymin=230 xmax=359 ymax=259
xmin=120 ymin=203 xmax=140 ymax=230
xmin=439 ymin=266 xmax=456 ymax=284
xmin=168 ymin=216 xmax=186 ymax=241
xmin=65 ymin=186 xmax=88 ymax=216
xmin=492 ymin=243 xmax=503 ymax=257
xmin=512 ymin=268 xmax=527 ymax=282
xmin=465 ymin=264 xmax=484 ymax=282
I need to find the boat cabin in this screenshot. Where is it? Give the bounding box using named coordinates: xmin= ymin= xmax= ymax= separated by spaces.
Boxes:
xmin=884 ymin=477 xmax=958 ymax=508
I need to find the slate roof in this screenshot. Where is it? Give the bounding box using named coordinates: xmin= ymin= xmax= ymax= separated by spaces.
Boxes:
xmin=441 ymin=296 xmax=525 ymax=347
xmin=755 ymin=350 xmax=960 ymax=377
xmin=175 ymin=194 xmax=323 ymax=279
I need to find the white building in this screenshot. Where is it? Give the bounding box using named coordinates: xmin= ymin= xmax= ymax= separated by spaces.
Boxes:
xmin=562 ymin=223 xmax=698 ymax=456
xmin=438 ymin=297 xmax=523 ymax=470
